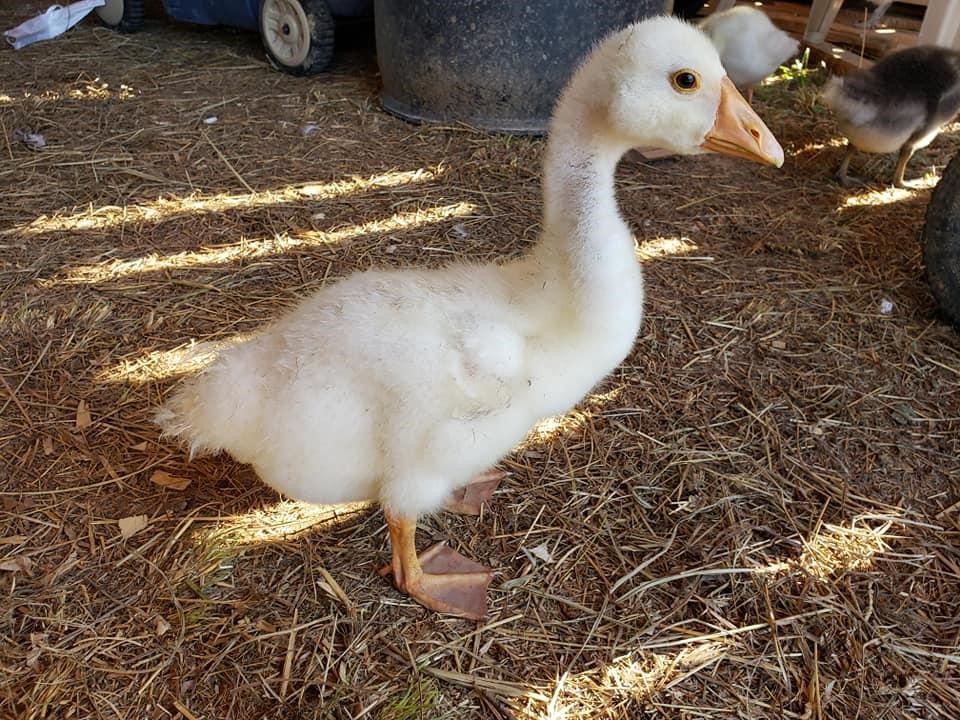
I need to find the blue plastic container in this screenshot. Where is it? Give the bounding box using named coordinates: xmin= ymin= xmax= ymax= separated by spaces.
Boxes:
xmin=163 ymin=0 xmax=260 ymax=30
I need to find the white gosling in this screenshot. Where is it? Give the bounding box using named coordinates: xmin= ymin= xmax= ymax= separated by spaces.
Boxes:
xmin=155 ymin=16 xmax=783 ymax=620
xmin=700 ymin=6 xmax=799 ymax=102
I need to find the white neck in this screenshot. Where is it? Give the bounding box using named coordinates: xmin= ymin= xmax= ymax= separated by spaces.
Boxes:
xmin=531 ymin=89 xmax=641 ymax=322
xmin=541 ymin=125 xmax=630 ymax=259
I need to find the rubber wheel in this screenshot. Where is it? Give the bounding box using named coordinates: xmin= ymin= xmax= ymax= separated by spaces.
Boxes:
xmin=921 ymin=152 xmax=960 ymax=328
xmin=96 ymin=0 xmax=145 ymax=33
xmin=259 ymin=0 xmax=335 ymax=75
xmin=673 ymin=0 xmax=707 ymax=19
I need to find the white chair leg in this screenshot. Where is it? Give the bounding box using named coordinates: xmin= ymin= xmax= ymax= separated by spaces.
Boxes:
xmin=917 ymin=0 xmax=960 ymax=48
xmin=804 ymin=0 xmax=845 ymax=44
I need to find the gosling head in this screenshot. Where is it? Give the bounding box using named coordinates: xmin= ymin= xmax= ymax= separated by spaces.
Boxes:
xmin=567 ymin=16 xmax=784 ymax=167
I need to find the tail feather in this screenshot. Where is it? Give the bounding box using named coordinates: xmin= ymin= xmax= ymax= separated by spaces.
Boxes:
xmin=154 ymin=380 xmax=219 ymax=459
xmin=155 ymin=347 xmax=261 ymax=461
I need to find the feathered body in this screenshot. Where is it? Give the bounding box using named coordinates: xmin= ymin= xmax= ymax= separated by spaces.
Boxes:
xmin=823 ymin=45 xmax=960 ymax=157
xmin=157 ymin=238 xmax=642 ymax=519
xmin=699 ymin=6 xmax=798 ymax=91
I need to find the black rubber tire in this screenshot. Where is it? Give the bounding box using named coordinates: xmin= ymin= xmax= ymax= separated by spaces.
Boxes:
xmin=921 ymin=153 xmax=960 ymax=329
xmin=96 ymin=0 xmax=145 ymax=33
xmin=259 ymin=0 xmax=335 ymax=76
xmin=673 ymin=0 xmax=707 ymax=19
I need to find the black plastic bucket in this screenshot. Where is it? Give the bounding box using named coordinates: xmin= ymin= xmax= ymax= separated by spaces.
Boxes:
xmin=374 ymin=0 xmax=663 ymax=134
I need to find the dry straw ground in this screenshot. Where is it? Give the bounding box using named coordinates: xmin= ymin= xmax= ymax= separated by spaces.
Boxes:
xmin=2 ymin=4 xmax=959 ymax=720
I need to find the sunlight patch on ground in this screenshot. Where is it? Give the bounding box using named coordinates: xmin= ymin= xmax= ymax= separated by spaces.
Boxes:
xmin=44 ymin=200 xmax=475 ymax=285
xmin=797 ymin=520 xmax=891 ymax=580
xmin=174 ymin=499 xmax=370 ymax=599
xmin=0 ymin=80 xmax=135 ymax=106
xmin=840 ymin=182 xmax=929 ymax=208
xmin=97 ymin=337 xmax=250 ymax=384
xmin=524 ymin=644 xmax=725 ymax=719
xmin=842 ymin=186 xmax=910 ymax=208
xmin=64 ymin=81 xmax=136 ymax=101
xmin=584 ymin=386 xmax=623 ymax=408
xmin=602 ymin=643 xmax=724 ymax=697
xmin=793 ymin=137 xmax=847 ymax=156
xmin=522 ymin=388 xmax=624 ymax=446
xmin=10 ymin=167 xmax=442 ymax=237
xmin=525 ymin=410 xmax=593 ymax=445
xmin=635 ymin=235 xmax=700 ymax=262
xmin=194 ymin=499 xmax=371 ymax=550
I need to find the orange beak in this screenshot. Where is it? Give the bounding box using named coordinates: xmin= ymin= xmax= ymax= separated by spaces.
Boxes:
xmin=700 ymin=76 xmax=784 ymax=167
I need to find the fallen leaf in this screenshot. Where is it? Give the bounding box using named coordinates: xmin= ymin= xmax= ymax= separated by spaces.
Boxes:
xmin=893 ymin=402 xmax=917 ymax=426
xmin=130 ymin=441 xmax=149 ymax=452
xmin=150 ymin=470 xmax=191 ymax=491
xmin=0 ymin=555 xmax=33 ymax=573
xmin=523 ymin=543 xmax=553 ymax=564
xmin=26 ymin=633 xmax=47 ymax=669
xmin=75 ymin=399 xmax=92 ymax=429
xmin=42 ymin=436 xmax=54 ymax=455
xmin=118 ymin=514 xmax=148 ymax=539
xmin=155 ymin=616 xmax=172 ymax=637
xmin=13 ymin=128 xmax=45 ymax=150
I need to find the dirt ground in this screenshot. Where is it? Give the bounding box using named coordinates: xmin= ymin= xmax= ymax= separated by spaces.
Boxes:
xmin=1 ymin=3 xmax=958 ymax=720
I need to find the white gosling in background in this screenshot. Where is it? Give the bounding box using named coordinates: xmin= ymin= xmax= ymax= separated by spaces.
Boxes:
xmin=822 ymin=44 xmax=960 ymax=187
xmin=699 ymin=5 xmax=799 ymax=102
xmin=155 ymin=16 xmax=783 ymax=620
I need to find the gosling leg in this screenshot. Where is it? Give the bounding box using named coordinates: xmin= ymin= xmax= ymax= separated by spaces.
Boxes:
xmin=836 ymin=145 xmax=860 ymax=187
xmin=892 ymin=143 xmax=916 ymax=188
xmin=383 ymin=512 xmax=491 ymax=620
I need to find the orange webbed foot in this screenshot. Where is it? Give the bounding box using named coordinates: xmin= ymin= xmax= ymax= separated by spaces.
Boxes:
xmin=444 ymin=469 xmax=507 ymax=515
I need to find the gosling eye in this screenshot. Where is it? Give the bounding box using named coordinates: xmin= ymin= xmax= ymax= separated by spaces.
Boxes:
xmin=671 ymin=69 xmax=701 ymax=93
